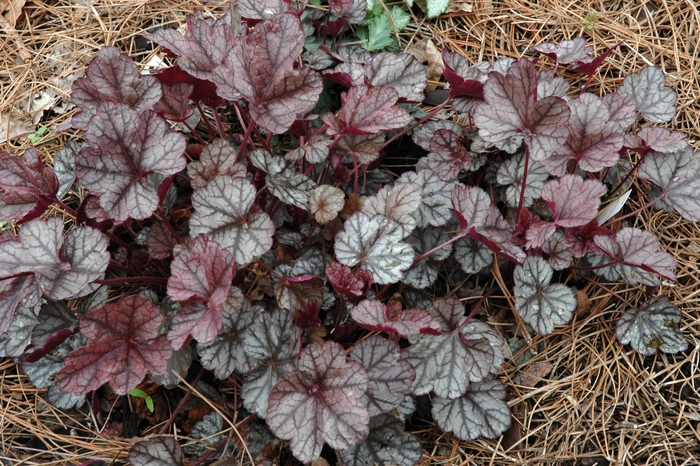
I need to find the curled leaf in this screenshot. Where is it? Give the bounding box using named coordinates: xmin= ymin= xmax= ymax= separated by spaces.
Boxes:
xmin=350 ymin=299 xmax=439 ymax=337
xmin=616 ymin=296 xmax=687 ymax=356
xmin=0 ymin=147 xmax=58 ymax=223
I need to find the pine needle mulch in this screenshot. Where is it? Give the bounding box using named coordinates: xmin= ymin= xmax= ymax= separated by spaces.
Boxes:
xmin=1 ymin=1 xmax=699 ymax=465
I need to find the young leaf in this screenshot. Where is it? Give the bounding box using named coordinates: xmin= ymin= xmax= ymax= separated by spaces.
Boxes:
xmin=286 ymin=136 xmax=332 ymax=164
xmin=266 ymin=340 xmax=370 ymax=463
xmin=129 ymin=437 xmax=185 ymax=466
xmin=397 ymin=170 xmax=456 ymax=228
xmin=54 ymin=295 xmax=174 ymax=395
xmin=147 ymin=221 xmax=177 ymax=260
xmin=451 ymin=184 xmax=526 ymax=263
xmin=0 ymin=217 xmax=109 ymax=301
xmin=153 ymin=82 xmax=194 ymax=123
xmin=149 ymin=11 xmax=238 ymax=82
xmin=431 ymin=379 xmax=511 ymax=441
xmin=350 ymin=336 xmax=415 ymax=416
xmin=440 ymin=50 xmax=488 ymax=100
xmin=496 ymin=152 xmax=548 ymax=208
xmin=242 ymin=309 xmax=297 ymax=419
xmin=636 ymin=127 xmax=688 ymax=154
xmin=0 ymin=147 xmax=58 ymax=223
xmin=197 ymin=298 xmax=259 ymax=379
xmin=54 ymin=141 xmax=80 ymax=199
xmin=323 ymin=85 xmax=411 ymax=135
xmin=532 ymin=38 xmax=593 ymax=64
xmin=334 ymin=212 xmax=414 ymax=285
xmin=339 ymin=414 xmax=422 ymax=466
xmin=592 ymin=227 xmax=677 ymax=285
xmin=616 ymin=296 xmax=687 ymax=356
xmin=637 ymin=145 xmax=700 ymax=222
xmin=310 ymin=185 xmax=345 ymax=225
xmin=361 ymin=182 xmax=422 ymax=237
xmin=349 ymin=299 xmax=440 ymax=337
xmin=541 ymin=93 xmax=624 ymax=175
xmin=541 ymin=174 xmax=607 ymax=228
xmin=365 ymin=52 xmax=427 ymax=102
xmin=326 ymin=262 xmax=372 ymax=300
xmin=453 ymin=237 xmax=493 ymax=274
xmin=70 ymin=47 xmax=162 ymax=130
xmin=513 ymin=256 xmax=577 ymax=335
xmin=75 ymin=103 xmax=187 ymax=222
xmin=404 ymin=297 xmax=501 ymax=399
xmin=472 ymin=59 xmax=570 ymax=162
xmin=404 ymin=226 xmax=453 ymax=289
xmin=618 ymin=66 xmax=677 ymax=123
xmin=356 ymin=7 xmax=409 ymax=51
xmin=188 ymin=139 xmax=246 ymax=189
xmin=190 ymin=176 xmax=275 ymax=266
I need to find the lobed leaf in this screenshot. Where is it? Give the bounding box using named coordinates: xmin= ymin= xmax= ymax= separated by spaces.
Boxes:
xmin=541 ymin=174 xmax=607 ymax=228
xmin=424 ymin=129 xmax=472 ymax=180
xmin=403 ymin=227 xmax=453 ymax=289
xmin=514 ymin=256 xmax=577 ymax=335
xmin=0 ymin=147 xmax=58 ymax=223
xmin=350 ymin=299 xmax=440 ymax=337
xmin=0 ymin=275 xmax=41 ymax=338
xmin=365 ymin=52 xmax=427 ymax=102
xmin=0 ymin=217 xmax=109 ymax=301
xmin=361 ymin=182 xmax=422 ymax=237
xmin=190 ymin=176 xmax=274 ymax=266
xmin=616 ymin=296 xmax=687 ymax=356
xmin=496 ymin=152 xmax=548 ymax=208
xmin=339 ymin=414 xmax=422 ymax=466
xmin=397 ymin=170 xmax=456 ymax=228
xmin=54 ymin=295 xmax=173 ymax=395
xmin=310 ymin=185 xmax=345 ymax=225
xmin=532 ymin=38 xmax=593 ymax=64
xmin=323 ymin=85 xmax=411 ymax=135
xmin=188 ymin=139 xmax=245 ymax=189
xmin=618 ymin=66 xmax=676 ymax=123
xmin=129 ymin=437 xmax=185 ymax=466
xmin=431 ymin=379 xmax=511 ymax=441
xmin=453 ymin=237 xmax=493 ymax=274
xmin=266 ymin=341 xmax=369 ymax=463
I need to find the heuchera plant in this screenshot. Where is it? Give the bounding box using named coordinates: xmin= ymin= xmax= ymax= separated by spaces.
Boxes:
xmin=1 ymin=1 xmax=696 ymax=463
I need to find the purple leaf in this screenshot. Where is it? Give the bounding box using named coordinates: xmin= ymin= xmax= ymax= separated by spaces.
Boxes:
xmin=190 ymin=176 xmax=275 ymax=266
xmin=616 ymin=296 xmax=687 ymax=356
xmin=334 ymin=213 xmax=414 ymax=285
xmin=197 ymin=297 xmax=259 ymax=379
xmin=0 ymin=147 xmax=58 ymax=223
xmin=188 ymin=139 xmax=246 ymax=189
xmin=404 ymin=297 xmax=503 ymax=399
xmin=147 ymin=221 xmax=176 ymax=260
xmin=326 ymin=262 xmax=372 ymax=300
xmin=166 ymin=236 xmax=238 ymax=347
xmin=496 ymin=152 xmax=548 ymax=207
xmin=404 ymin=227 xmax=453 ymax=289
xmin=242 ymin=309 xmax=297 ymax=419
xmin=350 ymin=299 xmax=440 ymax=337
xmin=237 ymin=0 xmax=289 ymax=19
xmin=24 ymin=300 xmax=77 ymax=362
xmin=453 ymin=237 xmax=493 ymax=274
xmin=532 ymin=37 xmax=593 ymax=64
xmin=350 ymin=335 xmax=415 ymax=416
xmin=323 ymin=85 xmax=412 ymax=135
xmin=0 ymin=277 xmax=41 ymax=357
xmin=70 ymin=47 xmax=162 ymax=130
xmin=286 ymin=135 xmax=332 ymax=164
xmin=339 ymin=414 xmax=422 ymax=466
xmin=129 ymin=437 xmax=185 ymax=466
xmin=542 ymin=230 xmax=574 ymax=270
xmin=424 ymin=128 xmax=472 ymax=180
xmin=0 ymin=218 xmax=109 ymax=301
xmin=638 ymin=145 xmax=700 ymax=221
xmin=331 ymin=0 xmax=366 ymax=24
xmin=536 ymin=70 xmax=570 ymax=99
xmin=618 ymin=66 xmax=677 ymax=123
xmin=0 ymin=275 xmax=41 ymax=337
xmin=153 ymin=82 xmax=194 ymax=122
xmin=310 ymin=185 xmax=345 ymax=224
xmin=266 ymin=341 xmax=370 ymax=463
xmin=75 ymin=103 xmax=187 ymax=222
xmin=514 ymin=256 xmax=577 ymax=335
xmin=411 ymin=120 xmax=462 ymax=151
xmin=541 ymin=93 xmax=624 ymax=175
xmin=451 ymin=184 xmax=526 ymax=263
xmin=431 ymin=379 xmax=511 ymax=441
xmin=592 ymin=227 xmax=677 ymax=284
xmin=472 ymin=59 xmax=570 ymax=162
xmin=441 ymin=50 xmax=487 ymax=99
xmin=570 ymin=42 xmax=620 ymax=77
xmin=336 ymin=133 xmax=385 ymax=165
xmin=54 ymin=295 xmax=174 ymax=395
xmin=361 ymin=182 xmax=422 ymax=237
xmin=602 ymin=92 xmax=638 ymax=130
xmin=365 ymin=53 xmax=427 ymax=102
xmin=149 ymin=12 xmax=239 ymax=81
xmin=541 ymin=174 xmax=607 ymax=228
xmin=637 ymin=127 xmax=687 ymax=154
xmin=397 ymin=170 xmax=456 ymax=228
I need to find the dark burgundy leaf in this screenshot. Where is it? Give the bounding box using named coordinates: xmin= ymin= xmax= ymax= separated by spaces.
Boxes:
xmin=441 ymin=50 xmax=487 ymax=99
xmin=0 ymin=147 xmax=58 ymax=223
xmin=266 ymin=341 xmax=369 ymax=463
xmin=276 ymin=275 xmax=324 ymax=313
xmin=54 ymin=295 xmax=174 ymax=395
xmin=541 ymin=174 xmax=607 ymax=228
xmin=532 ymin=37 xmax=593 ymax=64
xmin=70 ymin=47 xmax=161 ymax=130
xmin=294 ymin=300 xmax=321 ymax=331
xmin=149 ymin=12 xmax=238 ymax=81
xmin=561 ymin=220 xmax=613 ymax=258
xmin=129 ymin=437 xmax=185 ymax=466
xmin=323 ymin=85 xmax=412 ymax=135
xmin=75 ymin=103 xmax=187 ymax=222
xmin=616 ymin=296 xmax=687 ymax=356
xmin=350 ymin=299 xmax=440 ymax=337
xmin=593 ymin=227 xmax=677 ymax=284
xmin=350 ymin=335 xmax=415 ymax=416
xmin=151 ymin=64 xmax=222 ymax=108
xmin=153 ymin=82 xmax=194 ymax=122
xmin=326 ymin=262 xmax=372 ymax=299
xmin=472 ymin=59 xmax=570 ymax=161
xmin=0 ymin=217 xmax=109 ymax=300
xmin=570 ymin=42 xmax=621 ymax=77
xmin=638 ymin=145 xmax=700 ymax=222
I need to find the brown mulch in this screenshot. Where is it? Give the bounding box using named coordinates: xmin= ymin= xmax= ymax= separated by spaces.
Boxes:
xmin=1 ymin=0 xmax=699 ymax=465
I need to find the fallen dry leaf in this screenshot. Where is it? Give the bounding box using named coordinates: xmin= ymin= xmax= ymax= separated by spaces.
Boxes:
xmin=446 ymin=0 xmax=473 ymax=13
xmin=1 ymin=0 xmax=25 ymax=27
xmin=519 ymin=361 xmax=554 ymax=387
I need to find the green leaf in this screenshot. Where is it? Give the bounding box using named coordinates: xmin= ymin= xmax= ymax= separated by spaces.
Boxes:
xmin=357 ymin=6 xmax=411 ymax=52
xmin=129 ymin=388 xmax=147 ymax=398
xmin=145 ymin=395 xmax=155 ymax=413
xmin=414 ymin=0 xmax=450 ymax=18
